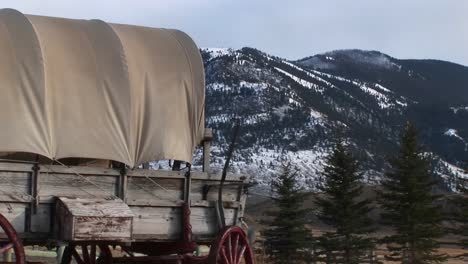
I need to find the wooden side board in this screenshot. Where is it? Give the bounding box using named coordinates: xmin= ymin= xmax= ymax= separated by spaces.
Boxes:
xmin=0 ymin=161 xmax=249 ymax=244
xmin=55 ymin=197 xmax=134 ymax=242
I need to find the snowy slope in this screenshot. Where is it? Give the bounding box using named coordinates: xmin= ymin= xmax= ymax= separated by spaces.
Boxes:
xmin=200 ymin=47 xmax=468 ymax=192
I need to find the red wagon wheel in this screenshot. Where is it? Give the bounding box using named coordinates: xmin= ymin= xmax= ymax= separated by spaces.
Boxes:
xmin=0 ymin=213 xmax=25 ymax=264
xmin=61 ymin=244 xmax=112 ymax=264
xmin=208 ymin=226 xmax=254 ymax=264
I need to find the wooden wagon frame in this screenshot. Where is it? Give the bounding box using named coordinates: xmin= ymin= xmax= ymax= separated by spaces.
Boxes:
xmin=0 ymin=8 xmax=255 ymax=264
xmin=0 ymin=130 xmax=255 ymax=264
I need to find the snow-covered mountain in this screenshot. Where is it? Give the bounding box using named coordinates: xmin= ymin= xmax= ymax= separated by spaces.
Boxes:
xmin=200 ymin=47 xmax=468 ymax=191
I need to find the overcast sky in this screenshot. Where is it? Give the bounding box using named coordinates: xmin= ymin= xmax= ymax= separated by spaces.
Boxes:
xmin=2 ymin=0 xmax=467 ymax=65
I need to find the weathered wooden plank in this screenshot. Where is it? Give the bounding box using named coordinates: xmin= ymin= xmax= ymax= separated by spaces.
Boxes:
xmin=126 ymin=199 xmax=185 ymax=207
xmin=0 ymin=162 xmax=34 ymax=173
xmin=58 ymin=198 xmax=134 ymax=217
xmin=0 ymin=203 xmax=27 ymax=233
xmin=38 ymin=173 xmax=118 ymax=203
xmin=0 ymin=165 xmax=246 ymax=186
xmin=126 ymin=177 xmax=184 ymax=202
xmin=73 ymin=217 xmax=132 ymax=241
xmin=191 ymin=200 xmax=240 ymax=209
xmin=0 ymin=161 xmax=247 ymax=181
xmin=128 ymin=169 xmax=186 ymax=179
xmin=0 ymin=195 xmax=31 ymax=203
xmin=130 ymin=206 xmax=237 ymax=241
xmin=131 ymin=207 xmax=182 ymax=240
xmin=0 ymin=172 xmax=32 ymax=203
xmin=128 ymin=169 xmax=245 ymax=182
xmin=39 ymin=165 xmax=120 ymax=176
xmin=56 ymin=197 xmax=133 ymax=242
xmin=126 ymin=199 xmax=240 ymax=209
xmin=191 ymin=207 xmax=236 ymax=237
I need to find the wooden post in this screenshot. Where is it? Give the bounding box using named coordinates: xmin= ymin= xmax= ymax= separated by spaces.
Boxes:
xmin=27 ymin=162 xmax=40 ymax=233
xmin=119 ymin=167 xmax=128 ymax=201
xmin=30 ymin=163 xmax=40 ymax=214
xmin=202 ymin=128 xmax=213 ymax=174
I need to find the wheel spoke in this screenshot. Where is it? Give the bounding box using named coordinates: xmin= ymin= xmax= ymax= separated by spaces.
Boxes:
xmin=221 ymin=247 xmax=230 ymax=264
xmin=90 ymin=245 xmax=96 ymax=264
xmin=82 ymin=246 xmax=90 ymax=264
xmin=0 ymin=242 xmax=13 ymax=254
xmin=227 ymin=235 xmax=233 ymax=264
xmin=72 ymin=247 xmax=86 ymax=264
xmin=236 ymin=245 xmax=246 ymax=264
xmin=232 ymin=234 xmax=239 ymax=264
xmin=98 ymin=245 xmax=113 ymax=264
xmin=209 ymin=227 xmax=254 ymax=264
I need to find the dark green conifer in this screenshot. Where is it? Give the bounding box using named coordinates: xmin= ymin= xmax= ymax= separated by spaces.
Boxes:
xmin=263 ymin=162 xmax=312 ymax=263
xmin=380 ymin=122 xmax=446 ymax=263
xmin=315 ymin=141 xmax=375 ymax=263
xmin=449 ymin=166 xmax=468 ymax=259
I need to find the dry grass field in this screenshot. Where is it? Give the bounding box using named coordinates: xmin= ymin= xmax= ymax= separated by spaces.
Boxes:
xmin=246 ymin=187 xmax=468 ymax=264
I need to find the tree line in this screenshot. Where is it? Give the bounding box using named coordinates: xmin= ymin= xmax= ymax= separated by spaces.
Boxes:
xmin=262 ymin=122 xmax=468 ymax=264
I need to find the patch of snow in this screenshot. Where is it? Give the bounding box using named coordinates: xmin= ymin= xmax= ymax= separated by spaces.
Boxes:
xmin=395 ymin=100 xmax=407 ymax=107
xmin=208 ymin=81 xmax=268 ymax=93
xmin=274 ymin=67 xmax=325 ymax=93
xmin=244 ymin=113 xmax=268 ymax=125
xmin=444 ymin=129 xmax=466 ymax=146
xmin=239 ymin=81 xmax=268 ymax=92
xmin=309 ymin=108 xmax=326 ymax=126
xmin=436 ymin=158 xmax=468 ymax=191
xmin=310 ymin=108 xmax=324 ymax=119
xmin=281 ymin=60 xmax=337 ymax=88
xmin=374 ymin=83 xmax=392 ymax=93
xmin=451 ymin=106 xmax=468 ymax=114
xmin=288 ymin=97 xmax=302 ymax=106
xmin=445 ymin=128 xmax=459 ymax=138
xmin=354 ymin=81 xmax=392 ymax=109
xmin=309 ymin=69 xmax=409 ymax=109
xmin=213 ymin=146 xmax=331 ymax=190
xmin=202 ymin=48 xmax=234 ymax=59
xmin=207 ymin=114 xmax=231 ymax=124
xmin=208 ymin=82 xmax=232 ymax=92
xmin=445 ymin=161 xmax=468 ymax=178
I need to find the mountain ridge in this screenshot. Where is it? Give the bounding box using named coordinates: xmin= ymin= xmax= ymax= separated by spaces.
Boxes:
xmin=198 ymin=47 xmax=468 ymax=192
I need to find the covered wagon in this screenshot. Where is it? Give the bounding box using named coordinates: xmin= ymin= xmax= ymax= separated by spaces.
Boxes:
xmin=0 ymin=9 xmax=254 ymax=264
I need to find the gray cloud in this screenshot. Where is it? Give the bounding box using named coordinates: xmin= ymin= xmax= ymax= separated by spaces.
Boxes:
xmin=2 ymin=0 xmax=467 ymax=65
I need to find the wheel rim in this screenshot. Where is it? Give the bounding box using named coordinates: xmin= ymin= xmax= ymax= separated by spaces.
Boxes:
xmin=0 ymin=213 xmax=25 ymax=264
xmin=208 ymin=226 xmax=255 ymax=264
xmin=61 ymin=244 xmax=112 ymax=264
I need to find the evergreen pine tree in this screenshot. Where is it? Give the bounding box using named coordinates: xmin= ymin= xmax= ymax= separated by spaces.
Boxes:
xmin=449 ymin=166 xmax=468 ymax=259
xmin=379 ymin=122 xmax=447 ymax=263
xmin=263 ymin=162 xmax=313 ymax=263
xmin=315 ymin=141 xmax=375 ymax=264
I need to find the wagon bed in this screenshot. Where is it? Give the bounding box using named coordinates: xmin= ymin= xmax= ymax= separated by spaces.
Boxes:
xmin=0 ymin=161 xmax=248 ymax=244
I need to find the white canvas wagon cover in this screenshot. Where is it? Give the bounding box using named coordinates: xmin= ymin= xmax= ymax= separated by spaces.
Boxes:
xmin=0 ymin=9 xmax=205 ymax=167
